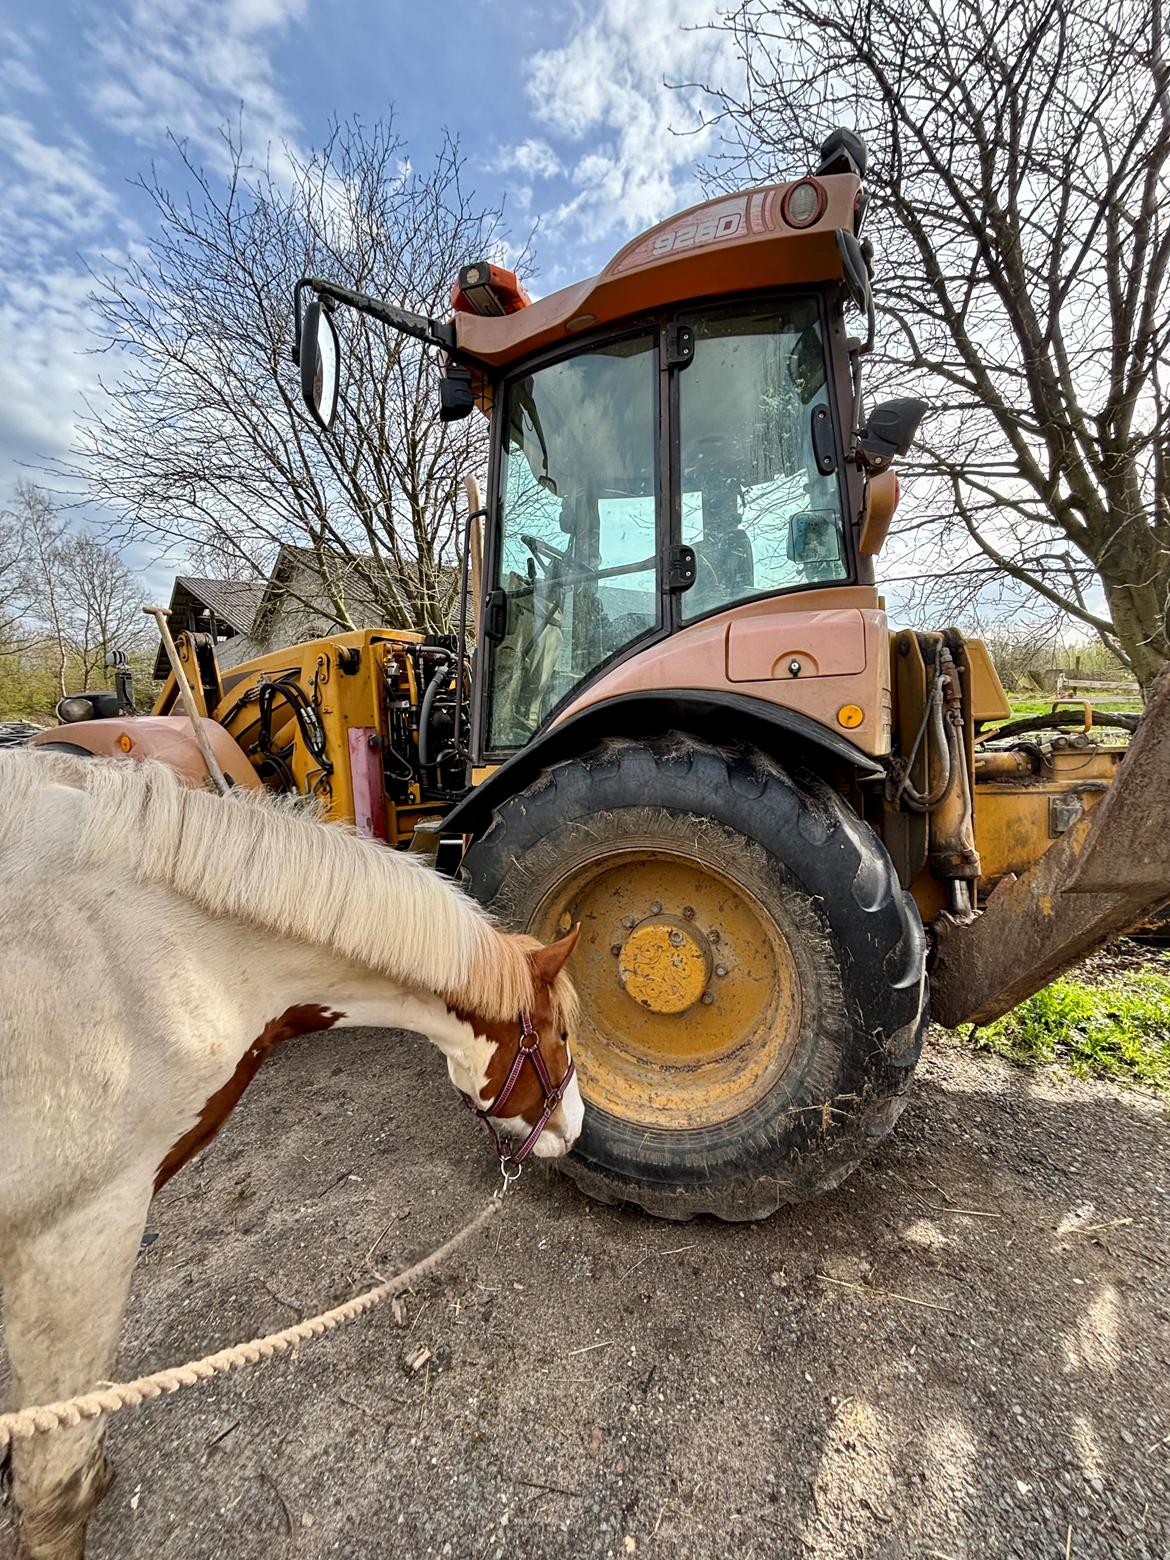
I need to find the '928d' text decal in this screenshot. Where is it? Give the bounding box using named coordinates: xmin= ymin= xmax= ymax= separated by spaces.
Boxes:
xmin=611 ymin=193 xmax=772 ymax=275
xmin=652 ymin=211 xmax=742 ymax=255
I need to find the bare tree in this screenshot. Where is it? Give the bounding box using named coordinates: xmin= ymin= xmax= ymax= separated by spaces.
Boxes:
xmin=72 ymin=117 xmax=520 ymax=634
xmin=57 ymin=534 xmax=152 ymax=686
xmin=10 ymin=482 xmax=70 ymax=699
xmin=0 ymin=508 xmax=32 ymax=652
xmin=696 ymin=0 xmax=1170 ymax=684
xmin=0 ymin=483 xmax=151 ymax=712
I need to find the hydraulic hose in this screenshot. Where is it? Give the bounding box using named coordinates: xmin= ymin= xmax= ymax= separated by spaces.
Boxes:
xmin=418 ymin=653 xmax=453 ymax=773
xmin=888 ymin=673 xmax=956 ymax=812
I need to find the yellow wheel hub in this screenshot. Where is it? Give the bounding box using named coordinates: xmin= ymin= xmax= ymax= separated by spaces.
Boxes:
xmin=618 ymin=917 xmax=712 ymax=1014
xmin=533 ymin=846 xmax=801 ymax=1130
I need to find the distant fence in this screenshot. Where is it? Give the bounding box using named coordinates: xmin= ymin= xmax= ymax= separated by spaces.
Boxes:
xmin=1017 ymin=668 xmax=1140 ymax=699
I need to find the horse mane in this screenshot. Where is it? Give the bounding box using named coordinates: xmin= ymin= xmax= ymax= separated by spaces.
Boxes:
xmin=2 ymin=750 xmax=574 ymax=1025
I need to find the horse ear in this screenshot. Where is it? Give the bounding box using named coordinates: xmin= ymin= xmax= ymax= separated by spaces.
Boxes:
xmin=529 ymin=923 xmax=580 ymax=983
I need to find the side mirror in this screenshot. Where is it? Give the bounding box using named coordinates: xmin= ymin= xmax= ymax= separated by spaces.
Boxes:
xmin=299 ymin=298 xmax=341 ymax=431
xmin=857 ymin=397 xmax=927 ymax=472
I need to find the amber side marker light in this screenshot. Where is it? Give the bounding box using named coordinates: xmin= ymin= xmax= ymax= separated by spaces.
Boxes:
xmin=118 ymin=734 xmax=134 ymax=752
xmin=781 ymin=178 xmax=827 ymax=229
xmin=837 ymin=704 xmax=864 ymax=729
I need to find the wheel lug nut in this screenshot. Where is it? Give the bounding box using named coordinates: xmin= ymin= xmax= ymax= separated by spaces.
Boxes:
xmin=707 ymin=929 xmax=720 ymax=944
xmin=668 ymin=929 xmax=684 ymax=946
xmin=650 ymin=901 xmax=662 ymax=914
xmin=621 ymin=915 xmax=636 ymax=929
xmin=701 ymin=991 xmax=715 ymax=1005
xmin=715 ymin=963 xmax=728 ymax=977
xmin=610 ymin=944 xmax=622 ymax=956
xmin=682 ymin=905 xmax=695 ymax=919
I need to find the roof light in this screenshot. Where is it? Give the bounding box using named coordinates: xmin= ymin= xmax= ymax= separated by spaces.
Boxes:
xmin=781 ymin=179 xmax=827 ymax=230
xmin=451 ymin=262 xmax=531 ymax=318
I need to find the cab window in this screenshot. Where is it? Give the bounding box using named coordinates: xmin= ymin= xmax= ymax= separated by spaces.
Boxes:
xmin=679 ymin=300 xmax=848 ymax=620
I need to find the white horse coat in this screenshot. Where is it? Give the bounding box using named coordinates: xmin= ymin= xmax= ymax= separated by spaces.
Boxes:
xmin=0 ymin=749 xmax=580 ymax=1559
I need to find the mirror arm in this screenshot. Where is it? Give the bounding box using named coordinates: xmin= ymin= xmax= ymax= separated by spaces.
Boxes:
xmin=295 ymin=275 xmax=456 ymax=354
xmin=292 ymin=276 xmax=310 ymax=365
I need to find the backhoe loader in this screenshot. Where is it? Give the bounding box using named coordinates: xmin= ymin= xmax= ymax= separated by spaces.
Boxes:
xmin=36 ymin=128 xmax=1170 ymax=1220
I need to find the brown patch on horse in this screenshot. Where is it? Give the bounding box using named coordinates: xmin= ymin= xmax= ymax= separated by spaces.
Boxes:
xmin=454 ymin=928 xmax=578 ymax=1123
xmin=154 ymin=1004 xmax=343 ymax=1190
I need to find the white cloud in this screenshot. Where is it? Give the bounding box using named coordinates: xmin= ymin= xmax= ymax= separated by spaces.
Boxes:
xmin=0 ymin=57 xmax=48 ymax=98
xmin=497 ymin=137 xmax=563 ymax=179
xmin=0 ymin=113 xmax=118 ymax=262
xmin=515 ymin=0 xmax=736 ymax=251
xmin=0 ymin=266 xmax=110 ymax=466
xmin=0 ymin=22 xmax=49 ymax=97
xmin=0 ymin=0 xmax=308 ymax=477
xmin=86 ymin=0 xmax=308 ymax=169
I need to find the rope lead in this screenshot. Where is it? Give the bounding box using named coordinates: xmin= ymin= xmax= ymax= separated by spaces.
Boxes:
xmin=0 ymin=1200 xmax=500 ymax=1448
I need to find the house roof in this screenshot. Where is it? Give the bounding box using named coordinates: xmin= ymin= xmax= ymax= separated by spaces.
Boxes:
xmin=153 ymin=575 xmax=267 ymax=679
xmin=153 ymin=547 xmax=460 ymax=683
xmin=252 ymin=546 xmax=386 ymax=637
xmin=174 ymin=576 xmax=268 ymax=634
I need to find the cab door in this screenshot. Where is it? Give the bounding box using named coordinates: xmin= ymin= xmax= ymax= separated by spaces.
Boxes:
xmin=484 ymin=333 xmax=661 ymax=752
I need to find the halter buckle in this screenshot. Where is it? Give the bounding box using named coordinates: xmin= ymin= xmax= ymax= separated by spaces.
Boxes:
xmin=495 ymin=1158 xmax=523 ymax=1199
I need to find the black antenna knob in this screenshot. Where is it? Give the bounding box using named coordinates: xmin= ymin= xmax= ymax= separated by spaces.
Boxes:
xmin=817 ymin=127 xmax=868 ymax=178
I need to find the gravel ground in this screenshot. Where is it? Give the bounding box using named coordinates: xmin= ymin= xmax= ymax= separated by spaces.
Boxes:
xmin=3 ymin=1026 xmax=1168 ymax=1560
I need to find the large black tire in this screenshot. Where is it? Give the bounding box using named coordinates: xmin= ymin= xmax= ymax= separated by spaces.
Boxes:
xmin=460 ymin=734 xmax=927 ymax=1220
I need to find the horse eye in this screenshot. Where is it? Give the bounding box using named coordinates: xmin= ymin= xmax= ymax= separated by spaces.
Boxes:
xmin=560 ymin=1031 xmax=569 ymax=1042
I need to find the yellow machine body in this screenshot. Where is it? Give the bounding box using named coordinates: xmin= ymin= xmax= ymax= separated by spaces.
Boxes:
xmin=150 ymin=628 xmax=458 ymax=846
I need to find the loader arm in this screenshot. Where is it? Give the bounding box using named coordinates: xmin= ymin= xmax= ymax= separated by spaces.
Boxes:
xmin=931 ymin=667 xmax=1170 ymax=1027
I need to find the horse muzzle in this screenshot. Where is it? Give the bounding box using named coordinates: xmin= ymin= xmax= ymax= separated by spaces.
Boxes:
xmin=463 ymin=1011 xmax=580 ymax=1168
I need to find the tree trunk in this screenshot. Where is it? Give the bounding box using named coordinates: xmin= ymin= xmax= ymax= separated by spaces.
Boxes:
xmin=1093 ymin=518 xmax=1170 ymax=690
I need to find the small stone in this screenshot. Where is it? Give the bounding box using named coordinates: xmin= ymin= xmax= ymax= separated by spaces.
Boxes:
xmin=301 ymin=1513 xmax=315 ymax=1529
xmin=624 ymin=1540 xmax=637 ymax=1554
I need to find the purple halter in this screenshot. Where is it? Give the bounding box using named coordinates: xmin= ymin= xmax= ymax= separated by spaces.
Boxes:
xmin=463 ymin=1010 xmax=576 ymax=1172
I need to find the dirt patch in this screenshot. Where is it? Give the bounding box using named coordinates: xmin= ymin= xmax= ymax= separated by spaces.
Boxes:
xmin=3 ymin=1027 xmax=1168 ymax=1560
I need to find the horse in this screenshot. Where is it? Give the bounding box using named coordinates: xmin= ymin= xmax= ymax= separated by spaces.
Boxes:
xmin=0 ymin=748 xmax=581 ymax=1560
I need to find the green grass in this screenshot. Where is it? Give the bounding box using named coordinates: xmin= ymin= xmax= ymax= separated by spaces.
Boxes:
xmin=968 ymin=969 xmax=1170 ymax=1099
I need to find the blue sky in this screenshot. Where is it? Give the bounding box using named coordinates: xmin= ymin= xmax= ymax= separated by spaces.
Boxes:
xmin=0 ymin=0 xmax=743 ymax=549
